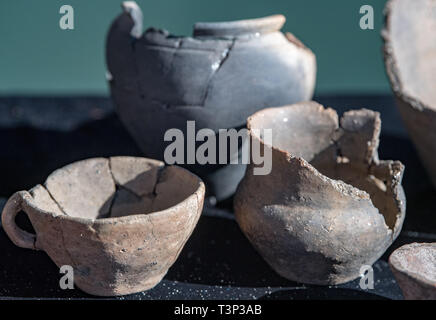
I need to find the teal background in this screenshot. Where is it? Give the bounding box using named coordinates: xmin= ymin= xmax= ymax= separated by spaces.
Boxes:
xmin=0 ymin=0 xmax=390 ymax=95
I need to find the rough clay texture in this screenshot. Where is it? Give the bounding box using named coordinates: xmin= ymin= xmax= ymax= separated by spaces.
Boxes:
xmin=1 ymin=157 xmax=205 ymax=296
xmin=383 ymin=0 xmax=436 ymax=188
xmin=234 ymin=101 xmax=406 ymax=285
xmin=105 ymin=1 xmax=316 ymax=200
xmin=389 ymin=243 xmax=436 ymax=300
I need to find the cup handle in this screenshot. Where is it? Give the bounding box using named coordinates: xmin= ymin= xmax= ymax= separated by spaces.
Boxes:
xmin=1 ymin=191 xmax=37 ymax=250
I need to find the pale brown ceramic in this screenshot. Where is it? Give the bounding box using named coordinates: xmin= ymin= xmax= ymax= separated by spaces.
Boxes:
xmin=389 ymin=243 xmax=436 ymax=300
xmin=234 ymin=101 xmax=406 ymax=285
xmin=1 ymin=157 xmax=205 ymax=296
xmin=383 ymin=0 xmax=436 ymax=188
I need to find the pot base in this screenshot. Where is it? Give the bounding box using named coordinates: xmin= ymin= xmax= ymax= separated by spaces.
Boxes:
xmin=75 ymin=272 xmax=167 ymax=297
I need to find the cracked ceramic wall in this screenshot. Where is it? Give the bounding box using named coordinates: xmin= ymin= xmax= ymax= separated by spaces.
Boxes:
xmin=1 ymin=157 xmax=205 ymax=296
xmin=106 ymin=2 xmax=316 ymax=200
xmin=234 ymin=102 xmax=406 ymax=285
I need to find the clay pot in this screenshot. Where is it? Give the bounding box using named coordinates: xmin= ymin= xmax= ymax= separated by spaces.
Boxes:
xmin=106 ymin=1 xmax=316 ymax=201
xmin=389 ymin=243 xmax=436 ymax=300
xmin=1 ymin=157 xmax=205 ymax=296
xmin=234 ymin=101 xmax=406 ymax=285
xmin=383 ymin=0 xmax=436 ymax=188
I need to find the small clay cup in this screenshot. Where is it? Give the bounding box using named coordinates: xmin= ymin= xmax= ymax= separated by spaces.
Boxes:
xmin=389 ymin=243 xmax=436 ymax=300
xmin=1 ymin=157 xmax=205 ymax=296
xmin=234 ymin=101 xmax=406 ymax=285
xmin=383 ymin=0 xmax=436 ymax=188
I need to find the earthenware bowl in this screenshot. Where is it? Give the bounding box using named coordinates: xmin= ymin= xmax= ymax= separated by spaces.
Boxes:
xmin=234 ymin=101 xmax=406 ymax=285
xmin=1 ymin=156 xmax=205 ymax=296
xmin=389 ymin=242 xmax=436 ymax=300
xmin=106 ymin=1 xmax=316 ymax=201
xmin=383 ymin=0 xmax=436 ymax=188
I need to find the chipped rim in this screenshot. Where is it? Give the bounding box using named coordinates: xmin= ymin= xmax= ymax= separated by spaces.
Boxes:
xmin=18 ymin=157 xmax=205 ymax=226
xmin=118 ymin=1 xmax=313 ymax=55
xmin=246 ymin=101 xmax=405 ymax=235
xmin=382 ymin=0 xmax=436 ymax=114
xmin=246 ymin=103 xmax=370 ymax=201
xmin=389 ymin=242 xmax=436 ymax=289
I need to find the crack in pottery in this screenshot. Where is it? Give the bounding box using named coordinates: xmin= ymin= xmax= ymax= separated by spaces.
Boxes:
xmin=1 ymin=157 xmax=205 ymax=296
xmin=234 ymin=101 xmax=406 ymax=285
xmin=105 ymin=1 xmax=316 ymax=201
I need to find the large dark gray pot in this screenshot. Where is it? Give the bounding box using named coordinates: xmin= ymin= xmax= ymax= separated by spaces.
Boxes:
xmin=106 ymin=1 xmax=316 ymax=201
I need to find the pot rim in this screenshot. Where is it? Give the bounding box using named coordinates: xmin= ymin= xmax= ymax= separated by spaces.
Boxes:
xmin=247 ymin=105 xmax=372 ymax=202
xmin=382 ymin=0 xmax=436 ymax=114
xmin=22 ymin=157 xmax=205 ymax=226
xmin=120 ymin=1 xmax=291 ymax=42
xmin=246 ymin=102 xmax=339 ymax=164
xmin=389 ymin=242 xmax=436 ymax=288
xmin=245 ymin=102 xmax=405 ymax=235
xmin=193 ymin=14 xmax=285 ymax=37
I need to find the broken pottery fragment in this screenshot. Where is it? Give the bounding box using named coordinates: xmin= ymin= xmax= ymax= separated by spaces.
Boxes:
xmin=383 ymin=0 xmax=436 ymax=188
xmin=389 ymin=243 xmax=436 ymax=300
xmin=106 ymin=1 xmax=316 ymax=201
xmin=234 ymin=101 xmax=406 ymax=285
xmin=1 ymin=157 xmax=205 ymax=296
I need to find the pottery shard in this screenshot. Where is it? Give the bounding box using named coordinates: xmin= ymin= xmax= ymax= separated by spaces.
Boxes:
xmin=105 ymin=7 xmax=138 ymax=88
xmin=110 ymin=188 xmax=154 ymax=218
xmin=28 ymin=185 xmax=64 ymax=216
xmin=235 ymin=101 xmax=406 ymax=285
xmin=311 ymin=108 xmax=404 ymax=232
xmin=389 ymin=243 xmax=436 ymax=300
xmin=109 ymin=156 xmax=164 ymax=196
xmin=383 ymin=0 xmax=436 ymax=188
xmin=247 ymin=101 xmax=339 ymax=162
xmin=338 ymin=109 xmax=380 ymax=164
xmin=151 ymin=166 xmax=199 ymax=213
xmin=384 ymin=0 xmax=436 ymax=110
xmin=44 ymin=158 xmax=115 ymax=219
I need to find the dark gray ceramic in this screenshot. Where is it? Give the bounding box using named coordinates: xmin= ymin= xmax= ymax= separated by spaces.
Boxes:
xmin=106 ymin=1 xmax=316 ymax=201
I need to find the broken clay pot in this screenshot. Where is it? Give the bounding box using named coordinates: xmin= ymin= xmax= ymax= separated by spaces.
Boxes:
xmin=1 ymin=157 xmax=205 ymax=296
xmin=383 ymin=0 xmax=436 ymax=188
xmin=234 ymin=101 xmax=406 ymax=285
xmin=389 ymin=243 xmax=436 ymax=300
xmin=106 ymin=1 xmax=316 ymax=201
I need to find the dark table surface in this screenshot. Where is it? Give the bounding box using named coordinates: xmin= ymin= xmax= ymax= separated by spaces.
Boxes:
xmin=0 ymin=95 xmax=435 ymax=300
